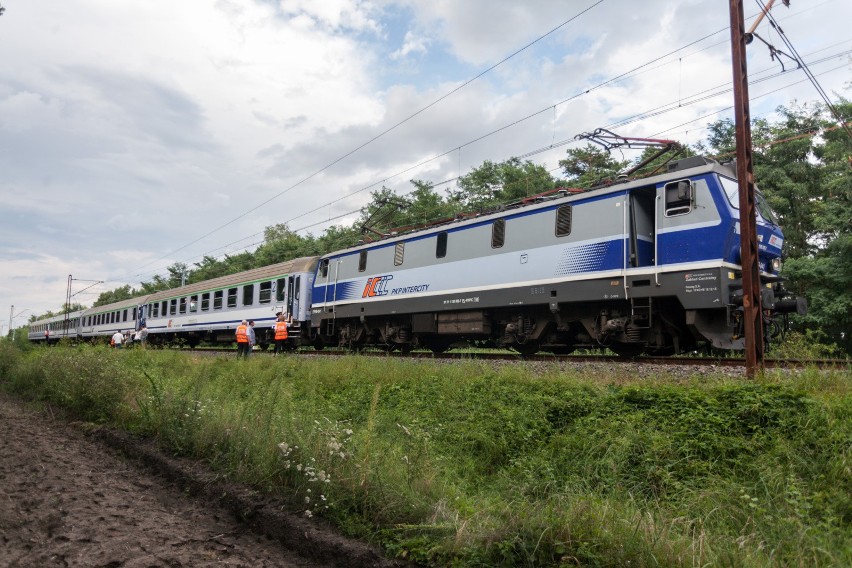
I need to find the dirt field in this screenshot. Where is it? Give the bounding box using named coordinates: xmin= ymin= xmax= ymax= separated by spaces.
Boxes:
xmin=0 ymin=391 xmax=402 ymax=568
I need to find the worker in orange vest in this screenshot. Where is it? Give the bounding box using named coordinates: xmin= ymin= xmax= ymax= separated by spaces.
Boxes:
xmin=235 ymin=320 xmax=250 ymax=357
xmin=273 ymin=313 xmax=289 ymax=356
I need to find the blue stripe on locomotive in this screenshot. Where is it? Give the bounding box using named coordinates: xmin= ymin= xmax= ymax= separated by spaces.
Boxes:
xmin=316 ymin=280 xmax=360 ymax=303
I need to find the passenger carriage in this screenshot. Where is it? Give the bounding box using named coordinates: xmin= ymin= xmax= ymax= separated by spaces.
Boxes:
xmin=142 ymin=257 xmax=318 ymax=348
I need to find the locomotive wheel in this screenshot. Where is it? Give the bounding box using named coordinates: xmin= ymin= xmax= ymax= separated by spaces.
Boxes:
xmin=610 ymin=342 xmax=644 ymax=358
xmin=513 ymin=341 xmax=540 ymax=356
xmin=425 ymin=340 xmax=452 ymax=354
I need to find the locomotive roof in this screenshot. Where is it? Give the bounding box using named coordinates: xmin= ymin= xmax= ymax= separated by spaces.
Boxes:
xmin=145 ymin=256 xmax=319 ymax=302
xmin=325 ymin=155 xmax=737 ymax=257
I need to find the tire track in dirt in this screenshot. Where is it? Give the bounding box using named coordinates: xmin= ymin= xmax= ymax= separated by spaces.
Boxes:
xmin=0 ymin=391 xmax=404 ymax=568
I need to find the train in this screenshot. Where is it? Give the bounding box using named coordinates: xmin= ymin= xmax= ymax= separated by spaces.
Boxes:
xmin=29 ymin=155 xmax=806 ymax=356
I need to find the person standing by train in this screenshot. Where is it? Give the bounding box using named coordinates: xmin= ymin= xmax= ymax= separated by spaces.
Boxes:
xmin=246 ymin=320 xmax=256 ymax=357
xmin=235 ymin=320 xmax=249 ymax=357
xmin=273 ymin=313 xmax=288 ymax=356
xmin=111 ymin=330 xmax=124 ymax=349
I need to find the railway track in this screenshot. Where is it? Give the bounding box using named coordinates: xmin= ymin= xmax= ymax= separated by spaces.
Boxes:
xmin=187 ymin=347 xmax=847 ymax=370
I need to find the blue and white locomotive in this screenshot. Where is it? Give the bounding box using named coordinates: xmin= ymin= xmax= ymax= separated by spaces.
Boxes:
xmin=309 ymin=156 xmax=804 ymax=356
xmin=28 ymin=156 xmax=804 ymax=355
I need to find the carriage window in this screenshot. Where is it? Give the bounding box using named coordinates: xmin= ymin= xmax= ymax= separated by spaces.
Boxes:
xmin=214 ymin=290 xmax=224 ymax=310
xmin=189 ymin=295 xmax=198 ymax=312
xmin=170 ymin=299 xmax=177 ymax=315
xmin=227 ymin=288 xmax=238 ymax=308
xmin=179 ymin=298 xmax=187 ymax=314
xmin=556 ymin=205 xmax=572 ymax=237
xmin=491 ymin=219 xmax=506 ymax=248
xmin=394 ymin=242 xmax=405 ymax=266
xmin=276 ymin=278 xmax=286 ymax=302
xmin=259 ymin=281 xmax=272 ymax=304
xmin=161 ymin=301 xmax=167 ymax=316
xmin=201 ymin=292 xmax=210 ymax=311
xmin=320 ymin=259 xmax=329 ymax=278
xmin=123 ymin=309 xmax=128 ymax=322
xmin=665 ymin=179 xmax=694 ymax=216
xmin=132 ymin=307 xmax=137 ymax=320
xmin=152 ymin=303 xmax=159 ymax=318
xmin=436 ymin=232 xmax=448 ymax=258
xmin=243 ymin=284 xmax=254 ymax=306
xmin=358 ymin=250 xmax=368 ymax=272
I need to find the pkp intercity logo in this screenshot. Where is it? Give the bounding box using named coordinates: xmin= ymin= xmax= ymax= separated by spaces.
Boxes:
xmin=362 ymin=275 xmax=393 ymax=298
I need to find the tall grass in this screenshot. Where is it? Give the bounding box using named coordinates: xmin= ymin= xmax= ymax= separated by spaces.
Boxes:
xmin=1 ymin=344 xmax=849 ymax=567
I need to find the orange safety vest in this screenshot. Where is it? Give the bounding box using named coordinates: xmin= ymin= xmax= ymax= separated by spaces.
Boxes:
xmin=235 ymin=324 xmax=249 ymax=343
xmin=274 ymin=321 xmax=289 ymax=341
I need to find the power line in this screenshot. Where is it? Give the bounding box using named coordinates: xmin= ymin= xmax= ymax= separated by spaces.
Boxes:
xmin=755 ymin=0 xmax=852 ymax=141
xmin=133 ymin=1 xmax=606 ymax=275
xmin=122 ymin=44 xmax=850 ymax=287
xmin=121 ymin=9 xmax=848 ymax=286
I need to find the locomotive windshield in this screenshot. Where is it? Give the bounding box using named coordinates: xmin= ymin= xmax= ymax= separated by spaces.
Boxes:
xmin=719 ymin=175 xmax=779 ymax=225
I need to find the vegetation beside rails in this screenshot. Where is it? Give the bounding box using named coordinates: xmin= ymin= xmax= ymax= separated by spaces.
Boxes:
xmin=0 ymin=342 xmax=849 ymax=567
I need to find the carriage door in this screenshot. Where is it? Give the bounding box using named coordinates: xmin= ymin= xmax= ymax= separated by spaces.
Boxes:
xmin=629 ymin=187 xmax=657 ymax=268
xmin=286 ymin=276 xmax=295 ymax=320
xmin=137 ymin=304 xmax=147 ymax=330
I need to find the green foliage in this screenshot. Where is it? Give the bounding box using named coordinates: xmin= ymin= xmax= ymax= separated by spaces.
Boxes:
xmin=93 ymin=284 xmax=137 ymax=307
xmin=1 ymin=348 xmax=849 ymax=567
xmin=558 ymin=144 xmax=630 ymax=187
xmin=449 ymin=158 xmax=557 ymax=210
xmin=771 ymin=330 xmax=846 ymax=359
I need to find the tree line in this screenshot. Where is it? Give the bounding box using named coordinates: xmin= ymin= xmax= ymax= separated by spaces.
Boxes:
xmin=41 ymin=100 xmax=852 ymax=354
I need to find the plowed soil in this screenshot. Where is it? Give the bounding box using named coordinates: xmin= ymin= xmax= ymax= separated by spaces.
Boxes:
xmin=0 ymin=391 xmax=403 ymax=568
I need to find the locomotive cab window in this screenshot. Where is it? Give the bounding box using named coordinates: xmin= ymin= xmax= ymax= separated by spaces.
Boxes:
xmin=555 ymin=205 xmax=572 ymax=237
xmin=664 ymin=179 xmax=694 ymax=216
xmin=436 ymin=231 xmax=448 ymax=258
xmin=358 ymin=250 xmax=368 ymax=272
xmin=491 ymin=219 xmax=506 ymax=248
xmin=319 ymin=259 xmax=329 ymax=278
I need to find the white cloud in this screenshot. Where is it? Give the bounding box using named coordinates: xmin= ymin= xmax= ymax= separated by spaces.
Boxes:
xmin=391 ymin=30 xmax=429 ymax=59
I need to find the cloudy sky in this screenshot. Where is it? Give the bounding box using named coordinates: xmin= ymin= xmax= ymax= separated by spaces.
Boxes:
xmin=1 ymin=0 xmax=850 ymax=329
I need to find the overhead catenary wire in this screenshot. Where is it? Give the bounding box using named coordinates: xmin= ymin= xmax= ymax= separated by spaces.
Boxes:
xmin=120 ymin=6 xmax=848 ymax=286
xmin=133 ymin=0 xmax=606 ymax=275
xmin=125 ymin=56 xmax=850 ymax=285
xmin=121 ymin=43 xmax=850 ymax=287
xmin=755 ymin=0 xmax=852 ymax=142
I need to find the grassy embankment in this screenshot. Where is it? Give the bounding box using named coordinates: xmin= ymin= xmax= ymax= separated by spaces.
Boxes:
xmin=0 ymin=342 xmax=849 ymax=567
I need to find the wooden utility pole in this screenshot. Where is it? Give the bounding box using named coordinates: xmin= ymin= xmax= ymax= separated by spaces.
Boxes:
xmin=729 ymin=0 xmax=765 ymax=377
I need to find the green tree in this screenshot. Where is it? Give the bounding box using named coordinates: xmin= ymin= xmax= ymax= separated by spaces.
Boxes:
xmin=449 ymin=158 xmax=556 ymax=210
xmin=558 ymin=144 xmax=631 ymax=187
xmin=702 ymin=101 xmax=851 ymax=353
xmin=93 ymin=285 xmax=136 ymax=307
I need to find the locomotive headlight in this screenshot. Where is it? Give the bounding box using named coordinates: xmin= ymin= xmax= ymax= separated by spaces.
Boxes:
xmin=771 ymin=258 xmax=782 ymax=272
